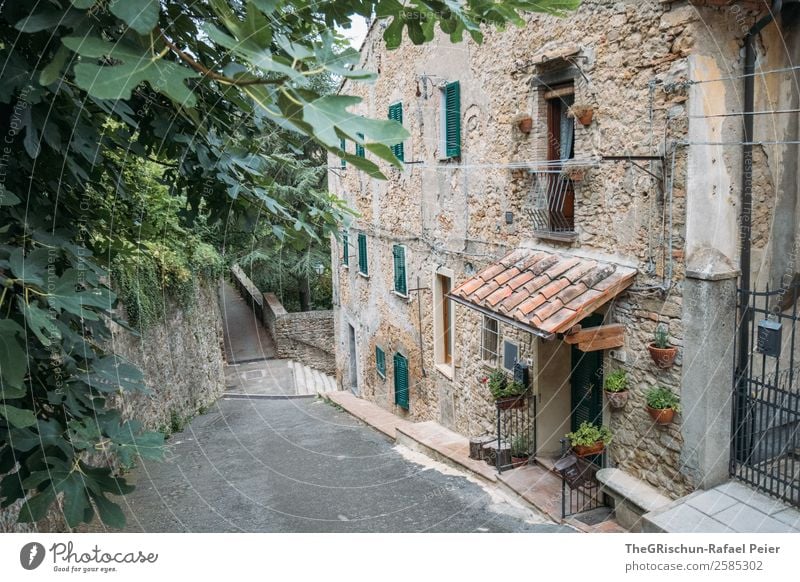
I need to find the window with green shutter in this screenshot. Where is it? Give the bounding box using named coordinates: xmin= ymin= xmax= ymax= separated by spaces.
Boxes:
xmin=355 ymin=132 xmax=365 ymax=158
xmin=394 ymin=352 xmax=409 ymax=409
xmin=341 ymin=231 xmax=349 ymax=266
xmin=357 ymin=232 xmax=368 ymax=275
xmin=443 ymin=81 xmax=461 ymax=158
xmin=392 ymin=244 xmax=407 ymax=295
xmin=376 ymin=346 xmax=386 ymax=378
xmin=388 ymin=103 xmax=404 ymax=162
xmin=340 ymin=138 xmax=346 ymax=168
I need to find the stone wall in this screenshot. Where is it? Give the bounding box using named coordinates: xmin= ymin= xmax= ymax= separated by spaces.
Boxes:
xmin=1 ymin=277 xmax=226 ymax=532
xmin=330 ymin=0 xmax=711 ymax=500
xmin=232 ymin=264 xmax=335 ymax=375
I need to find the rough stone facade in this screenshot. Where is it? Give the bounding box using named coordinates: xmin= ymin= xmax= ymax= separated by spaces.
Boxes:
xmin=330 ymin=0 xmax=798 ymax=501
xmin=1 ymin=278 xmax=226 ymax=532
xmin=232 ymin=264 xmax=335 ymax=374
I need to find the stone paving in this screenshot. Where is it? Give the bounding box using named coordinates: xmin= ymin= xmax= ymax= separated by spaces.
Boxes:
xmin=108 ymin=397 xmax=572 ymax=533
xmin=644 ymin=481 xmax=800 ymax=533
xmin=220 ymin=279 xmax=276 ymax=363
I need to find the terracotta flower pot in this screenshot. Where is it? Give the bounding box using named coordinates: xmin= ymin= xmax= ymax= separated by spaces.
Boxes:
xmin=511 ymin=455 xmax=529 ymax=468
xmin=605 ymin=389 xmax=629 ymax=410
xmin=647 ymin=343 xmax=678 ymax=368
xmin=573 ymin=441 xmax=605 ymax=457
xmin=576 ymin=110 xmax=594 ymax=125
xmin=647 ymin=406 xmax=675 ymax=425
xmin=496 ymin=395 xmax=526 ymax=410
xmin=516 ymin=116 xmax=533 ymax=133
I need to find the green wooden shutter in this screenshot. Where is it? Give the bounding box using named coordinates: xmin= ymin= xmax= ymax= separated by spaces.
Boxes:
xmin=342 ymin=231 xmax=349 ymax=266
xmin=357 ymin=232 xmax=368 ymax=275
xmin=392 ymin=245 xmax=407 ymax=295
xmin=355 ymin=132 xmax=365 ymax=158
xmin=445 ymin=81 xmax=461 ymax=158
xmin=394 ymin=353 xmax=409 ymax=409
xmin=340 ymin=138 xmax=346 ymax=168
xmin=376 ymin=346 xmax=386 ymax=378
xmin=388 ymin=103 xmax=404 ymax=162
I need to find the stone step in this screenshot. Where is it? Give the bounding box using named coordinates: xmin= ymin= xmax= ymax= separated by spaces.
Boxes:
xmin=300 ymin=364 xmax=315 ymax=396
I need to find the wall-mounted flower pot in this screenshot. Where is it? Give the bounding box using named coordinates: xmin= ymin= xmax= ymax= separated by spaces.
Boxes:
xmin=647 ymin=406 xmax=675 ymax=425
xmin=514 ymin=114 xmax=533 ymax=134
xmin=604 ymin=389 xmax=629 ymax=410
xmin=569 ymin=105 xmax=594 ymax=126
xmin=573 ymin=441 xmax=605 ymax=457
xmin=647 ymin=343 xmax=678 ymax=368
xmin=496 ymin=395 xmax=526 ymax=410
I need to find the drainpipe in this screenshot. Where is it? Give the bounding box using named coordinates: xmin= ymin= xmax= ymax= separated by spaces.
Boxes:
xmin=737 ymin=2 xmax=781 ymax=377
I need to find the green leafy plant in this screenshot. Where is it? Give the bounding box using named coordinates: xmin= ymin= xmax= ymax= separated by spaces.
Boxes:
xmin=645 ymin=386 xmax=681 ymax=412
xmin=505 ymin=379 xmax=528 ymax=397
xmin=566 ymin=422 xmax=613 ymax=447
xmin=511 ymin=434 xmax=531 ymax=457
xmin=486 ymin=369 xmax=508 ymax=399
xmin=604 ymin=369 xmax=628 ymax=393
xmin=653 ymin=324 xmax=670 ymax=349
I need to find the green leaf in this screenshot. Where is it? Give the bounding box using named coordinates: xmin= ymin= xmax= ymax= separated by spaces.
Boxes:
xmin=9 ymin=247 xmax=49 ymax=287
xmin=18 ymin=299 xmax=60 ymax=347
xmin=88 ymin=356 xmax=148 ymax=393
xmin=91 ymin=492 xmax=126 ymax=529
xmin=63 ymin=36 xmax=198 ymax=106
xmin=71 ymin=0 xmax=97 ymax=8
xmin=48 ymin=269 xmax=115 ymax=319
xmin=109 ymin=0 xmax=160 ymax=35
xmin=0 ymin=404 xmax=37 ymax=428
xmin=57 ymin=472 xmax=91 ymax=528
xmin=40 ymin=45 xmax=72 ymax=86
xmin=18 ymin=486 xmax=57 ymax=523
xmin=0 ymin=189 xmax=21 ymax=206
xmin=0 ymin=319 xmax=27 ymax=389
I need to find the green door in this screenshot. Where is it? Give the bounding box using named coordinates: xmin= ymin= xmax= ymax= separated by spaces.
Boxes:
xmin=570 ymin=314 xmax=604 ymax=432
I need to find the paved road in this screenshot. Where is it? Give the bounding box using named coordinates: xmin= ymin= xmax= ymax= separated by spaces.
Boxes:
xmin=112 ymin=397 xmax=571 ymax=533
xmin=220 ymin=280 xmax=276 ymax=363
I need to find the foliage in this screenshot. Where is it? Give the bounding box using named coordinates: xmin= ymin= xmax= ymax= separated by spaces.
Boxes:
xmin=603 ymin=369 xmax=628 ymax=393
xmin=0 ymin=0 xmax=578 ymax=530
xmin=653 ymin=324 xmax=670 ymax=349
xmin=566 ymin=422 xmax=612 ymax=447
xmin=485 ymin=369 xmax=528 ymax=399
xmin=645 ymin=386 xmax=681 ymax=412
xmin=511 ymin=434 xmax=531 ymax=457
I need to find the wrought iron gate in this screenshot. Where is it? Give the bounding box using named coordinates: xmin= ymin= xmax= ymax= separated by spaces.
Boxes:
xmin=731 ymin=281 xmax=800 ymax=506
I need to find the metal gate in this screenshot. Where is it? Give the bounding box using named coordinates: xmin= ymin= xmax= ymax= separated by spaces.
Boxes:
xmin=731 ymin=281 xmax=800 ymax=506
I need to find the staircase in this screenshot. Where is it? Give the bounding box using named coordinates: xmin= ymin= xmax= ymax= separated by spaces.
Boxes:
xmin=289 ymin=361 xmax=337 ymax=396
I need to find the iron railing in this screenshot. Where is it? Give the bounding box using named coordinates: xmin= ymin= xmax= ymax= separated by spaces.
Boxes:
xmin=495 ymin=394 xmax=536 ymax=473
xmin=526 ymin=167 xmax=575 ymax=236
xmin=556 ymin=438 xmax=607 ymax=519
xmin=731 ymin=281 xmax=800 ymax=507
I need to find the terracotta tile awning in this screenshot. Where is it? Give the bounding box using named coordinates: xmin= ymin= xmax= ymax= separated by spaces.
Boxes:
xmin=449 ymin=249 xmax=637 ymax=339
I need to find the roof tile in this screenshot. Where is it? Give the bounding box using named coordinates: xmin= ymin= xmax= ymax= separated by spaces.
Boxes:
xmin=493 ymin=266 xmax=520 ymax=286
xmin=486 ymin=286 xmax=513 ymax=307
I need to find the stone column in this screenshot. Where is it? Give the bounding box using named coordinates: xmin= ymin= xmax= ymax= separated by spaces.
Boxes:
xmin=681 ymin=248 xmax=739 ymax=489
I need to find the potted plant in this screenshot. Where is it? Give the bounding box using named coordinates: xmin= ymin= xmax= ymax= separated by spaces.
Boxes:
xmin=645 ymin=386 xmax=680 ymax=425
xmin=565 ymin=421 xmax=612 ymax=457
xmin=510 ymin=434 xmax=531 ymax=468
xmin=512 ymin=112 xmax=533 ymax=134
xmin=485 ymin=369 xmax=529 ymax=410
xmin=568 ymin=104 xmax=594 ymax=126
xmin=603 ymin=369 xmax=629 ymax=409
xmin=647 ymin=324 xmax=678 ymax=368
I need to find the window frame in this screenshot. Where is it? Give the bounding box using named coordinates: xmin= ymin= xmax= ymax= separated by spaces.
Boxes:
xmin=543 ymin=82 xmax=576 ymax=235
xmin=357 ymin=232 xmax=368 ymax=277
xmin=439 ymin=81 xmax=461 ymax=160
xmin=481 ymin=316 xmax=499 ymax=363
xmin=388 ymin=102 xmax=404 ymax=162
xmin=433 ymin=269 xmax=455 ymax=378
xmin=341 ymin=230 xmax=349 ymax=267
xmin=502 ymin=339 xmax=519 ymax=372
xmin=392 ymin=244 xmax=408 ymax=297
xmin=375 ymin=345 xmax=386 ymax=379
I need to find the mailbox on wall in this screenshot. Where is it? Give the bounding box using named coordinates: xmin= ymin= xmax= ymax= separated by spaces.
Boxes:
xmin=757 ymin=319 xmax=782 ymax=358
xmin=513 ymin=361 xmax=530 ymax=389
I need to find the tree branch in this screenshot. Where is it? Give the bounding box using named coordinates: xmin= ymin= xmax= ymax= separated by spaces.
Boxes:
xmin=158 ymin=29 xmax=284 ymax=87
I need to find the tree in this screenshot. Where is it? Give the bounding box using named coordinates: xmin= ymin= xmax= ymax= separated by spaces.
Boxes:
xmin=0 ymin=0 xmax=578 ymax=529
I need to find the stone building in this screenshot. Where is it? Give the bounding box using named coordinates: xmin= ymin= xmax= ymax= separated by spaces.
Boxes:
xmin=329 ymin=0 xmax=800 ymax=506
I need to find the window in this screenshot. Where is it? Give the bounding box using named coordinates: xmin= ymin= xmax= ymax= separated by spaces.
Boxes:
xmin=440 ymin=81 xmax=461 ymax=159
xmin=392 ymin=244 xmax=407 ymax=296
xmin=394 ymin=352 xmax=409 ymax=409
xmin=502 ymin=339 xmax=519 ymax=371
xmin=388 ymin=102 xmax=404 ymax=162
xmin=357 ymin=232 xmax=368 ymax=275
xmin=481 ymin=316 xmax=499 ymax=362
xmin=376 ymin=346 xmax=386 ymax=378
xmin=544 ymin=83 xmax=575 ymax=233
xmin=339 ymin=138 xmax=346 ymax=168
xmin=341 ymin=230 xmax=349 ymax=266
xmin=355 ymin=132 xmax=365 ymax=158
xmin=433 ymin=271 xmax=454 ymax=375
